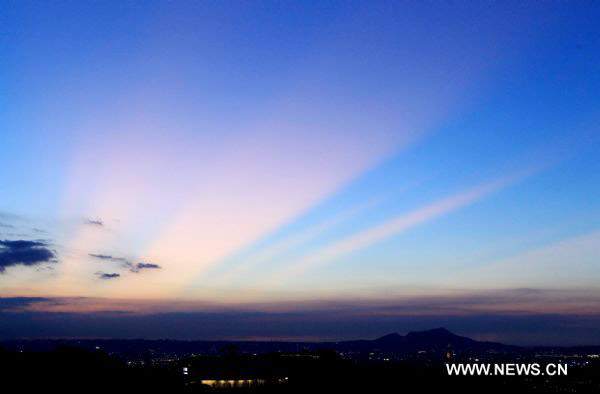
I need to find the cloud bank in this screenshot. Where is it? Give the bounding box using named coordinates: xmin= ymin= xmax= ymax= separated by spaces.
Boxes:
xmin=1 ymin=290 xmax=599 ymax=345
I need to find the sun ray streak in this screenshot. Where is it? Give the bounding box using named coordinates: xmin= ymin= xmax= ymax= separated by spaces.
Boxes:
xmin=261 ymin=173 xmax=529 ymax=287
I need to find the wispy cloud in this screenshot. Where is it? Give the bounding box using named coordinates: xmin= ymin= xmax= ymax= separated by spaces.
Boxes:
xmin=83 ymin=218 xmax=104 ymax=226
xmin=95 ymin=271 xmax=120 ymax=280
xmin=89 ymin=253 xmax=162 ymax=273
xmin=128 ymin=262 xmax=162 ymax=273
xmin=88 ymin=253 xmax=127 ymax=262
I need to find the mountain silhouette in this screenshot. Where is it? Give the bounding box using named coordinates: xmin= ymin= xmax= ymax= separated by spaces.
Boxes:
xmin=334 ymin=327 xmax=516 ymax=354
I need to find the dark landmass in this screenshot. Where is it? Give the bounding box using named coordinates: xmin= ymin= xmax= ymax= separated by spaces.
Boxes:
xmin=3 ymin=327 xmax=598 ymax=358
xmin=1 ymin=328 xmax=599 ymax=393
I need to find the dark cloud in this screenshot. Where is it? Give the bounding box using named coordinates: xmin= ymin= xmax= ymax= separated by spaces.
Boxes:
xmin=136 ymin=263 xmax=160 ymax=269
xmin=129 ymin=262 xmax=162 ymax=273
xmin=95 ymin=271 xmax=120 ymax=280
xmin=0 ymin=222 xmax=15 ymax=229
xmin=0 ymin=240 xmax=57 ymax=273
xmin=83 ymin=218 xmax=103 ymax=226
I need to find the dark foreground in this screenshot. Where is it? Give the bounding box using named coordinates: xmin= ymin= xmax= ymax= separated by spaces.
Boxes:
xmin=1 ymin=345 xmax=599 ymax=393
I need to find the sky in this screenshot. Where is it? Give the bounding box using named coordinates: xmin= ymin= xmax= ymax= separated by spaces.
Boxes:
xmin=1 ymin=1 xmax=600 ymax=345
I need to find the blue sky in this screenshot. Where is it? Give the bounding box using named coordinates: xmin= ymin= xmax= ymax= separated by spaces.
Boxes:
xmin=1 ymin=1 xmax=599 ymax=344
